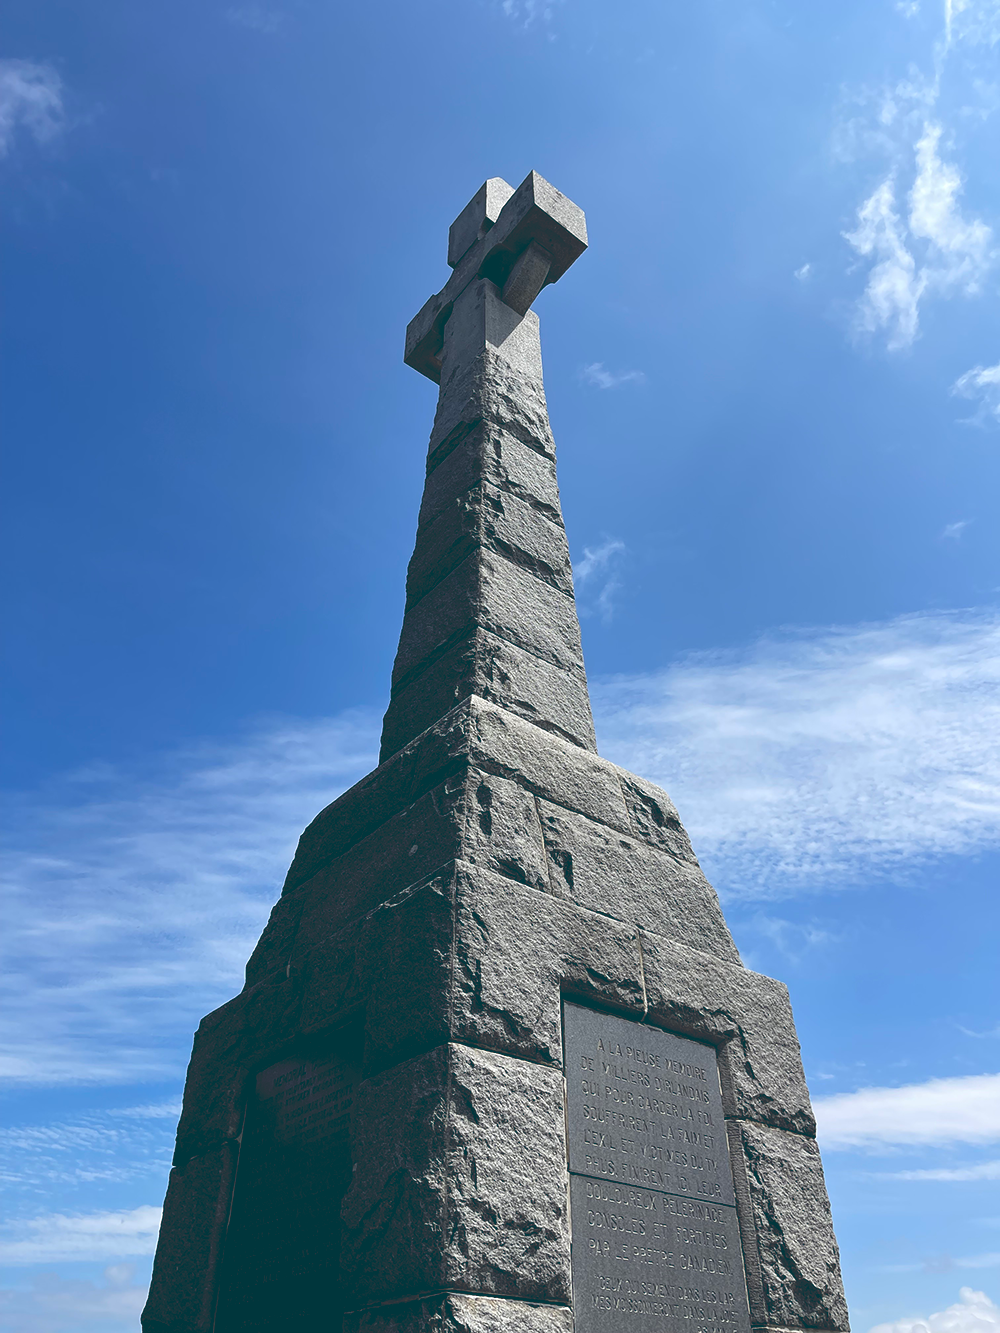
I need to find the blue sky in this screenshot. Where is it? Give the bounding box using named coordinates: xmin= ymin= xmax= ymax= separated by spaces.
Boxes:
xmin=2 ymin=0 xmax=1000 ymax=1329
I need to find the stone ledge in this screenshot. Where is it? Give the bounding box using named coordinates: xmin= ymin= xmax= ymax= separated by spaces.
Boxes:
xmin=288 ymin=694 xmax=704 ymax=892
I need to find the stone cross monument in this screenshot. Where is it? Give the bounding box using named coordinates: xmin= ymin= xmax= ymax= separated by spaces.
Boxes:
xmin=143 ymin=172 xmax=850 ymax=1333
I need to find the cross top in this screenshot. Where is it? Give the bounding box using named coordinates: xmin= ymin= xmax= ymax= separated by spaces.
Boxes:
xmin=405 ymin=171 xmax=588 ymax=383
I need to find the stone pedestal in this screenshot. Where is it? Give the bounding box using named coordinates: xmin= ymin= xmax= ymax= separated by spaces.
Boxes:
xmin=144 ymin=173 xmax=849 ymax=1333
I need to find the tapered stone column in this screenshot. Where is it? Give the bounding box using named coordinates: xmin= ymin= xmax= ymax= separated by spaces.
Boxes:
xmin=144 ymin=173 xmax=849 ymax=1333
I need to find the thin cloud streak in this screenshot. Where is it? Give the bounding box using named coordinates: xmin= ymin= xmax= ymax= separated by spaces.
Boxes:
xmin=6 ymin=610 xmax=1000 ymax=1087
xmin=595 ymin=609 xmax=1000 ymax=896
xmin=953 ymin=358 xmax=1000 ymax=425
xmin=580 ymin=362 xmax=645 ymax=390
xmin=0 ymin=59 xmax=64 ymax=156
xmin=880 ymin=1160 xmax=1000 ymax=1181
xmin=0 ymin=1206 xmax=162 ymax=1264
xmin=0 ymin=1267 xmax=148 ymax=1333
xmin=1 ymin=712 xmax=377 ymax=1086
xmin=814 ymin=1073 xmax=1000 ymax=1149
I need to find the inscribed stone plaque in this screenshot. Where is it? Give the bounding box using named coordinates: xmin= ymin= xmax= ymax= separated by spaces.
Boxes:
xmin=213 ymin=1045 xmax=359 ymax=1332
xmin=564 ymin=1003 xmax=751 ymax=1333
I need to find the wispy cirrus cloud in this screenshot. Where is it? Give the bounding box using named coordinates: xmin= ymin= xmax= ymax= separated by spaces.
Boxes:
xmin=952 ymin=359 xmax=1000 ymax=425
xmin=0 ymin=711 xmax=376 ymax=1086
xmin=595 ymin=608 xmax=1000 ymax=895
xmin=580 ymin=362 xmax=646 ymax=390
xmin=814 ymin=1072 xmax=1000 ymax=1149
xmin=0 ymin=59 xmax=64 ymax=157
xmin=0 ymin=1103 xmax=179 ymax=1192
xmin=226 ymin=5 xmax=283 ymax=33
xmin=6 ymin=610 xmax=1000 ymax=1088
xmin=881 ymin=1159 xmax=1000 ymax=1181
xmin=574 ymin=537 xmax=626 ymax=622
xmin=0 ymin=1206 xmax=161 ymax=1265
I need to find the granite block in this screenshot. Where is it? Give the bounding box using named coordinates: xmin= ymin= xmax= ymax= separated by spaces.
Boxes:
xmin=141 ymin=1144 xmax=237 ymax=1333
xmin=538 ymin=799 xmax=740 ymax=961
xmin=639 ymin=930 xmax=814 ymax=1135
xmin=729 ymin=1120 xmax=849 ymax=1330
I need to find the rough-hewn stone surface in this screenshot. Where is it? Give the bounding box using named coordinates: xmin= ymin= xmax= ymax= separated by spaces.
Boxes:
xmin=142 ymin=1144 xmax=236 ymax=1332
xmin=730 ymin=1120 xmax=850 ymax=1330
xmin=380 ymin=627 xmax=595 ymax=759
xmin=538 ymin=798 xmax=740 ymax=957
xmin=450 ymin=862 xmax=644 ymax=1063
xmin=405 ymin=480 xmax=573 ymax=609
xmin=640 ymin=929 xmax=815 ymax=1135
xmin=419 ymin=423 xmax=560 ymax=533
xmin=147 ymin=174 xmax=848 ymax=1333
xmin=391 ymin=550 xmax=586 ymax=690
xmin=345 ymin=1293 xmax=572 ymax=1333
xmin=341 ymin=1044 xmax=569 ymax=1304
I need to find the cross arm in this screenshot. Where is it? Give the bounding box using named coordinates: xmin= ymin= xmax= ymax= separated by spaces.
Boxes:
xmin=405 ymin=171 xmax=588 ymax=383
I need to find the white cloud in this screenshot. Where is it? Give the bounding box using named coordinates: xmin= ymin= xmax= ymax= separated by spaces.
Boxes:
xmin=814 ymin=1073 xmax=1000 ymax=1149
xmin=574 ymin=538 xmax=626 ymax=623
xmin=499 ymin=0 xmax=564 ymax=28
xmin=594 ymin=609 xmax=1000 ymax=894
xmin=0 ymin=1266 xmax=148 ymax=1333
xmin=0 ymin=1103 xmax=178 ymax=1190
xmin=942 ymin=519 xmax=973 ymax=539
xmin=227 ymin=5 xmax=283 ymax=32
xmin=882 ymin=1159 xmax=1000 ymax=1180
xmin=0 ymin=1206 xmax=161 ymax=1265
xmin=909 ymin=124 xmax=993 ymax=292
xmin=1 ymin=711 xmax=376 ymax=1085
xmin=844 ymin=178 xmax=925 ymax=349
xmin=839 ymin=2 xmax=997 ymax=351
xmin=0 ymin=59 xmax=64 ymax=157
xmin=8 ymin=609 xmax=1000 ymax=1088
xmin=794 ymin=263 xmax=813 ymax=280
xmin=953 ymin=360 xmax=1000 ymax=425
xmin=869 ymin=1286 xmax=1000 ymax=1333
xmin=948 ymin=0 xmax=1000 ymax=50
xmin=580 ymin=362 xmax=646 ymax=390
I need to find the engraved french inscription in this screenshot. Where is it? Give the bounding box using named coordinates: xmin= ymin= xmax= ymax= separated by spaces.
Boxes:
xmin=564 ymin=1003 xmax=751 ymax=1333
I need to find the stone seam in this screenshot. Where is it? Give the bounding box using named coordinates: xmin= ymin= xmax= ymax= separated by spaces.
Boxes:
xmin=284 ymin=739 xmax=689 ymax=886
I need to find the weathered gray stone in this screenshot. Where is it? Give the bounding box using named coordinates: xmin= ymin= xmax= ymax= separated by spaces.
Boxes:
xmin=289 ymin=780 xmax=463 ymax=950
xmin=149 ymin=172 xmax=847 ymax=1333
xmin=391 ymin=550 xmax=585 ymax=691
xmin=341 ymin=1044 xmax=569 ymax=1303
xmin=380 ymin=627 xmax=595 ymax=760
xmin=640 ymin=929 xmax=814 ymax=1135
xmin=419 ymin=423 xmax=561 ymax=532
xmin=615 ymin=767 xmax=703 ymax=863
xmin=405 ymin=481 xmax=573 ymax=609
xmin=537 ymin=799 xmax=741 ymax=960
xmin=407 ymin=171 xmax=587 ymax=382
xmin=345 ymin=1293 xmax=572 ymax=1333
xmin=502 ymin=240 xmax=552 ymax=317
xmin=465 ymin=699 xmax=629 ymax=827
xmin=427 ymin=347 xmax=554 ymax=458
xmin=729 ymin=1121 xmax=849 ymax=1330
xmin=294 ymin=863 xmax=643 ymax=1075
xmin=448 ymin=178 xmax=515 ymax=269
xmin=173 ymin=973 xmax=301 ymax=1162
xmin=142 ymin=1144 xmax=237 ymax=1333
xmin=450 ymin=862 xmax=644 ymax=1064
